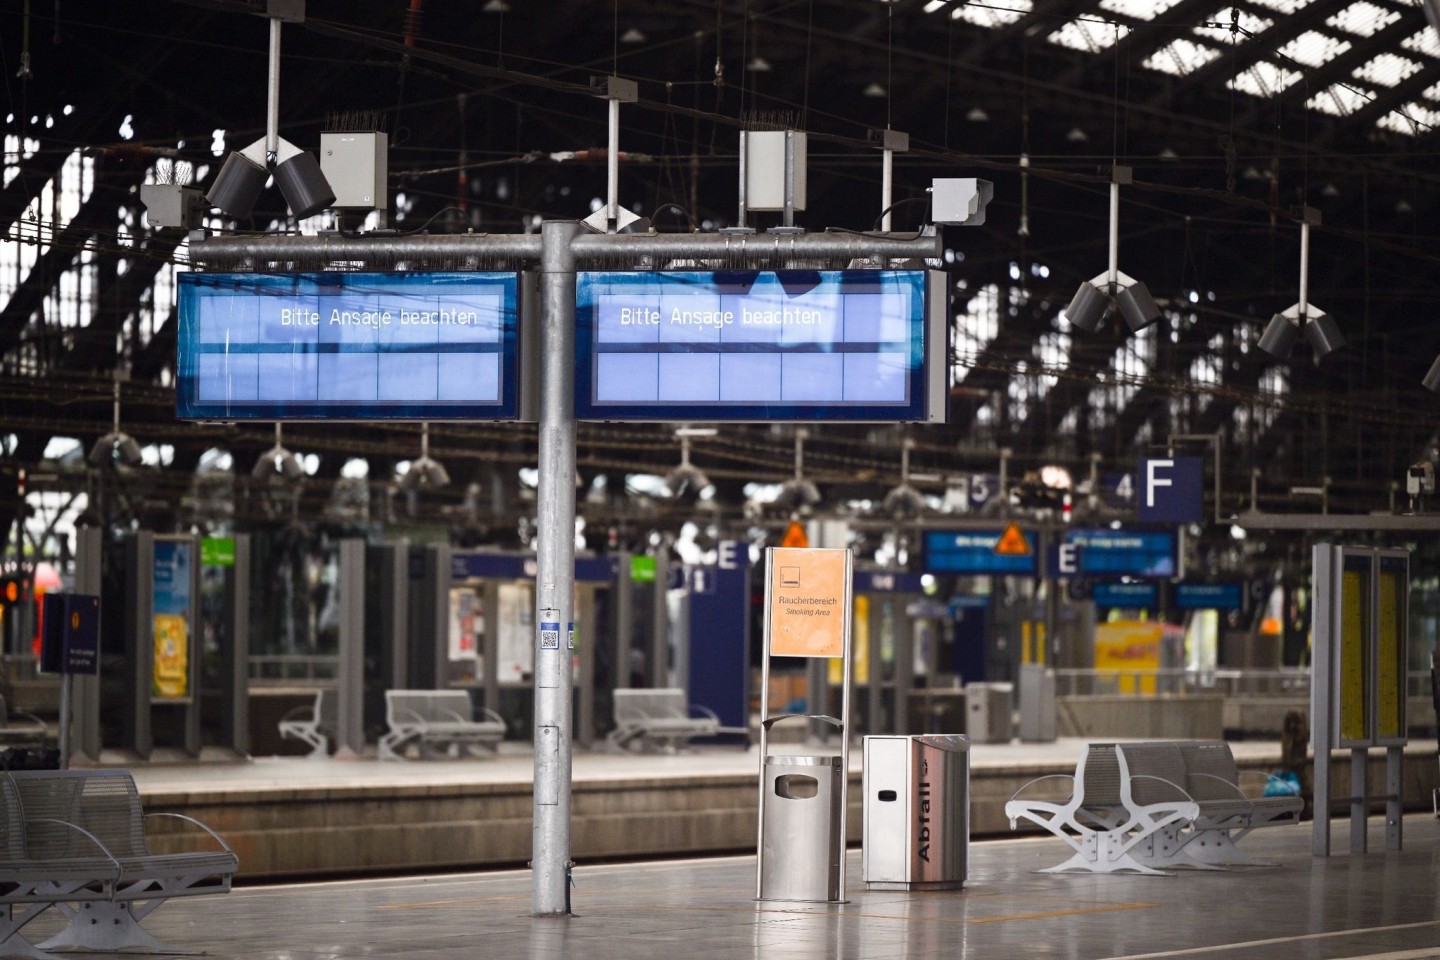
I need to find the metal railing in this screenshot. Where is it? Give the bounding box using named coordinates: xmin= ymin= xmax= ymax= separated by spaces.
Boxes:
xmin=247 ymin=655 xmax=339 ymax=686
xmin=1053 ymin=668 xmax=1434 ymax=699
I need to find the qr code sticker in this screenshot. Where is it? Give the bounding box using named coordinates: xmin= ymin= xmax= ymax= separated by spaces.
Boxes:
xmin=540 ymin=629 xmax=559 ymax=650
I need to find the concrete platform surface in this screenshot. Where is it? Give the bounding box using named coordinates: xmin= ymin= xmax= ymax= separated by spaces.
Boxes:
xmin=23 ymin=813 xmax=1440 ymax=960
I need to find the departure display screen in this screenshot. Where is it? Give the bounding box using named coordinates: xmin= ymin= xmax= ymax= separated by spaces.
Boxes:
xmin=176 ymin=272 xmax=520 ymax=420
xmin=575 ymin=270 xmax=944 ymax=422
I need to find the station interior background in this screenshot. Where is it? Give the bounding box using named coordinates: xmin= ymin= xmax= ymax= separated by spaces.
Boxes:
xmin=1 ymin=0 xmax=1440 ymax=759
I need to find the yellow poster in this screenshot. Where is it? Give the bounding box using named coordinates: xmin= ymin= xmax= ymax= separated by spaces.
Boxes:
xmin=1094 ymin=620 xmax=1162 ymax=694
xmin=153 ymin=613 xmax=189 ymax=699
xmin=1375 ymin=568 xmax=1402 ymax=740
xmin=1339 ymin=567 xmax=1369 ymax=744
xmin=768 ymin=548 xmax=849 ymax=658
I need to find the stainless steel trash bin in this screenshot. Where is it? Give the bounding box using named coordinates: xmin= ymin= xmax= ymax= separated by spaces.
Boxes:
xmin=862 ymin=734 xmax=969 ymax=891
xmin=758 ymin=754 xmax=844 ymax=901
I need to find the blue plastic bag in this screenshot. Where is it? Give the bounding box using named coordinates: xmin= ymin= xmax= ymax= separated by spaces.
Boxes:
xmin=1263 ymin=770 xmax=1301 ymax=797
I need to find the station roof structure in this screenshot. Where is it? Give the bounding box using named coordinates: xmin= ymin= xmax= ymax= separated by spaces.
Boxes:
xmin=1 ymin=0 xmax=1438 ymax=546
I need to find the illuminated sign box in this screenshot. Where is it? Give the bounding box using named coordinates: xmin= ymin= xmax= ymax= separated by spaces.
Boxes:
xmin=575 ymin=270 xmax=946 ymax=422
xmin=1064 ymin=528 xmax=1176 ymax=578
xmin=1173 ymin=581 xmax=1242 ymax=611
xmin=1092 ymin=581 xmax=1158 ymax=609
xmin=177 ymin=272 xmax=526 ymax=420
xmin=923 ymin=529 xmax=1038 ymax=576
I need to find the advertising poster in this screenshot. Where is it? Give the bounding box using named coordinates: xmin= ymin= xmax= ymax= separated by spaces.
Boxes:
xmin=447 ymin=587 xmax=481 ymax=684
xmin=1093 ymin=620 xmax=1163 ymax=694
xmin=152 ymin=539 xmax=193 ymax=700
xmin=497 ymin=582 xmax=534 ymax=681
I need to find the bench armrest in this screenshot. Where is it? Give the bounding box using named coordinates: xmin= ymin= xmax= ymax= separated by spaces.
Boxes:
xmin=689 ymin=704 xmax=720 ymax=723
xmin=1127 ymin=774 xmax=1194 ymax=803
xmin=144 ymin=812 xmax=235 ymax=855
xmin=25 ymin=817 xmax=123 ymax=876
xmin=10 ymin=710 xmax=47 ymax=736
xmin=1007 ymin=774 xmax=1075 ymax=803
xmin=1189 ymin=772 xmax=1249 ymax=801
xmin=477 ymin=707 xmax=506 ymax=726
xmin=278 ymin=705 xmax=316 ymax=724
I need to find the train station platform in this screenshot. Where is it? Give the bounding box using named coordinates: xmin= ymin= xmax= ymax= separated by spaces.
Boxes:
xmin=24 ymin=812 xmax=1440 ymax=960
xmin=112 ymin=738 xmax=1440 ymax=880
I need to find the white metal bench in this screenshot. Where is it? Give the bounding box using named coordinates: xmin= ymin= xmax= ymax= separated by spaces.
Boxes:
xmin=1006 ymin=740 xmax=1302 ymax=875
xmin=378 ymin=689 xmax=506 ymax=760
xmin=606 ymin=688 xmax=741 ymax=753
xmin=8 ymin=768 xmax=237 ymax=956
xmin=277 ymin=689 xmax=335 ymax=759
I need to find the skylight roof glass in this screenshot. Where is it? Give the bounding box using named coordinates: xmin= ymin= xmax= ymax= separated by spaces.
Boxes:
xmin=1326 ymin=2 xmax=1401 ymax=34
xmin=1278 ymin=30 xmax=1352 ymax=68
xmin=1049 ymin=19 xmax=1125 ymax=52
xmin=1377 ymin=102 xmax=1440 ymax=135
xmin=1098 ymin=0 xmax=1182 ymax=18
xmin=1401 ymin=30 xmax=1440 ymax=59
xmin=1143 ymin=38 xmax=1223 ymax=76
xmin=952 ymin=0 xmax=1031 ymax=28
xmin=1354 ymin=53 xmax=1423 ymax=88
xmin=1246 ymin=0 xmax=1305 ymax=13
xmin=1307 ymin=83 xmax=1376 ymax=115
xmin=1229 ymin=61 xmax=1303 ymax=97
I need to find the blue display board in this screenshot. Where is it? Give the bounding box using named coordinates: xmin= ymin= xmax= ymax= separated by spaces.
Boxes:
xmin=1063 ymin=528 xmax=1177 ymax=578
xmin=177 ymin=272 xmax=521 ymax=420
xmin=575 ymin=270 xmax=944 ymax=422
xmin=450 ymin=552 xmax=618 ymax=584
xmin=1174 ymin=581 xmax=1243 ymax=611
xmin=687 ymin=542 xmax=750 ymax=743
xmin=923 ymin=529 xmax=1038 ymax=576
xmin=1092 ymin=581 xmax=1159 ymax=609
xmin=854 ymin=570 xmax=926 ymax=593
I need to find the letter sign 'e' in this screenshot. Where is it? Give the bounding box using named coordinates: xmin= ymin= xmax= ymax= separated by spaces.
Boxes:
xmin=1138 ymin=457 xmax=1203 ymax=523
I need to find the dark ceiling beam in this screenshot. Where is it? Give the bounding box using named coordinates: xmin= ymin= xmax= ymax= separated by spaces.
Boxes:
xmin=1052 ymin=0 xmax=1232 ymax=90
xmin=955 ymin=0 xmax=1091 ymax=68
xmin=1332 ymin=57 xmax=1440 ymax=138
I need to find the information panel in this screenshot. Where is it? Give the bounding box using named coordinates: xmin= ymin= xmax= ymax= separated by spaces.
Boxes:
xmin=1093 ymin=581 xmax=1159 ymax=609
xmin=177 ymin=272 xmax=521 ymax=420
xmin=152 ymin=539 xmax=193 ymax=701
xmin=1064 ymin=528 xmax=1177 ymax=578
xmin=1375 ymin=553 xmax=1408 ymax=743
xmin=923 ymin=529 xmax=1038 ymax=576
xmin=575 ymin=270 xmax=944 ymax=422
xmin=1173 ymin=581 xmax=1243 ymax=611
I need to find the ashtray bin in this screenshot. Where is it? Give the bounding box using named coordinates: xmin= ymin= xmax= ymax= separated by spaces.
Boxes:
xmin=862 ymin=734 xmax=969 ymax=891
xmin=758 ymin=754 xmax=844 ymax=902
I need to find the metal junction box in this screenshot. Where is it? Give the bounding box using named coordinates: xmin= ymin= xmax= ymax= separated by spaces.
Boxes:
xmin=862 ymin=734 xmax=969 ymax=891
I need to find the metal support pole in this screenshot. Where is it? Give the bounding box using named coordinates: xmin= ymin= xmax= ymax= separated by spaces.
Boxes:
xmin=606 ymin=98 xmax=619 ymax=228
xmin=615 ymin=552 xmax=633 ymax=689
xmin=532 ymin=220 xmax=582 ymax=918
xmin=881 ymin=147 xmax=894 ymax=232
xmin=1386 ymin=745 xmax=1403 ymax=851
xmin=1349 ymin=747 xmax=1367 ymax=853
xmin=58 ymin=676 xmax=71 ymax=769
xmin=737 ymin=131 xmax=748 ymax=229
xmin=783 ymin=131 xmax=796 ymax=228
xmin=1298 ymin=220 xmax=1311 ymax=317
xmin=651 ymin=542 xmax=670 ymax=687
xmin=266 ymin=16 xmax=282 ymax=160
xmin=1107 ymin=181 xmax=1119 ymax=289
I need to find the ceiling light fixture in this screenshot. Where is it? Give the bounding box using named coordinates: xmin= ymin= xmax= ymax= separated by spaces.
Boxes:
xmin=87 ymin=375 xmax=143 ymax=468
xmin=1259 ymin=207 xmax=1343 ymax=361
xmin=400 ymin=422 xmax=451 ymax=489
xmin=251 ymin=423 xmax=304 ymax=481
xmin=665 ymin=427 xmax=714 ymax=499
xmin=1064 ymin=166 xmax=1161 ymax=334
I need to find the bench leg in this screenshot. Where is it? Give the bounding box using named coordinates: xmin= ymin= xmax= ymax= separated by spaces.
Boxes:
xmin=1132 ymin=826 xmax=1226 ymax=871
xmin=0 ymin=904 xmax=62 ymax=960
xmin=1038 ymin=831 xmax=1173 ymax=876
xmin=1179 ymin=828 xmax=1274 ymax=867
xmin=39 ymin=901 xmax=193 ymax=955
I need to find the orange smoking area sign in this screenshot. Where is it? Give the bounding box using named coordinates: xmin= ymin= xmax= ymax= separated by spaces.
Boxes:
xmin=766 ymin=547 xmax=850 ymax=658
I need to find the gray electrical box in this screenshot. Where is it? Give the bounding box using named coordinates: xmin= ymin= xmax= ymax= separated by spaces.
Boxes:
xmin=964 ymin=681 xmax=1014 ymax=744
xmin=862 ymin=734 xmax=968 ymax=891
xmin=321 ymin=131 xmax=388 ymax=210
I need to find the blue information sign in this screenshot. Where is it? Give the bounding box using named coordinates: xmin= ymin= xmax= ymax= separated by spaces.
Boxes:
xmin=1173 ymin=581 xmax=1243 ymax=611
xmin=1063 ymin=528 xmax=1177 ymax=578
xmin=450 ymin=552 xmax=617 ymax=584
xmin=177 ymin=272 xmax=521 ymax=420
xmin=1138 ymin=457 xmax=1204 ymax=523
xmin=686 ymin=541 xmax=750 ymax=744
xmin=923 ymin=529 xmax=1038 ymax=576
xmin=1092 ymin=581 xmax=1159 ymax=609
xmin=575 ymin=270 xmax=944 ymax=422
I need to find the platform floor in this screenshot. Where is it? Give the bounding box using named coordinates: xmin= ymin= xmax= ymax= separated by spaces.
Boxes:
xmin=29 ymin=814 xmax=1440 ymax=960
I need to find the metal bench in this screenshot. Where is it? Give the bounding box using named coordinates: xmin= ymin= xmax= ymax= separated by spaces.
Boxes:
xmin=0 ymin=695 xmax=47 ymax=749
xmin=1006 ymin=740 xmax=1302 ymax=875
xmin=277 ymin=688 xmax=335 ymax=758
xmin=378 ymin=689 xmax=506 ymax=760
xmin=606 ymin=688 xmax=742 ymax=753
xmin=8 ymin=768 xmax=237 ymax=955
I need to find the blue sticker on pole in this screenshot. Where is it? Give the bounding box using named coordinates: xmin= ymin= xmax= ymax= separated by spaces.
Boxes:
xmin=539 ymin=621 xmax=560 ymax=650
xmin=567 ymin=623 xmax=574 ymax=650
xmin=1138 ymin=457 xmax=1203 ymax=523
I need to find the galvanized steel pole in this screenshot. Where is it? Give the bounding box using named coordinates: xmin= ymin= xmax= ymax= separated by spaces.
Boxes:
xmin=532 ymin=220 xmax=582 ymax=917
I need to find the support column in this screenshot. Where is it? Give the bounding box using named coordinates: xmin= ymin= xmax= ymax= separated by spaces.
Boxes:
xmin=532 ymin=220 xmax=581 ymax=917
